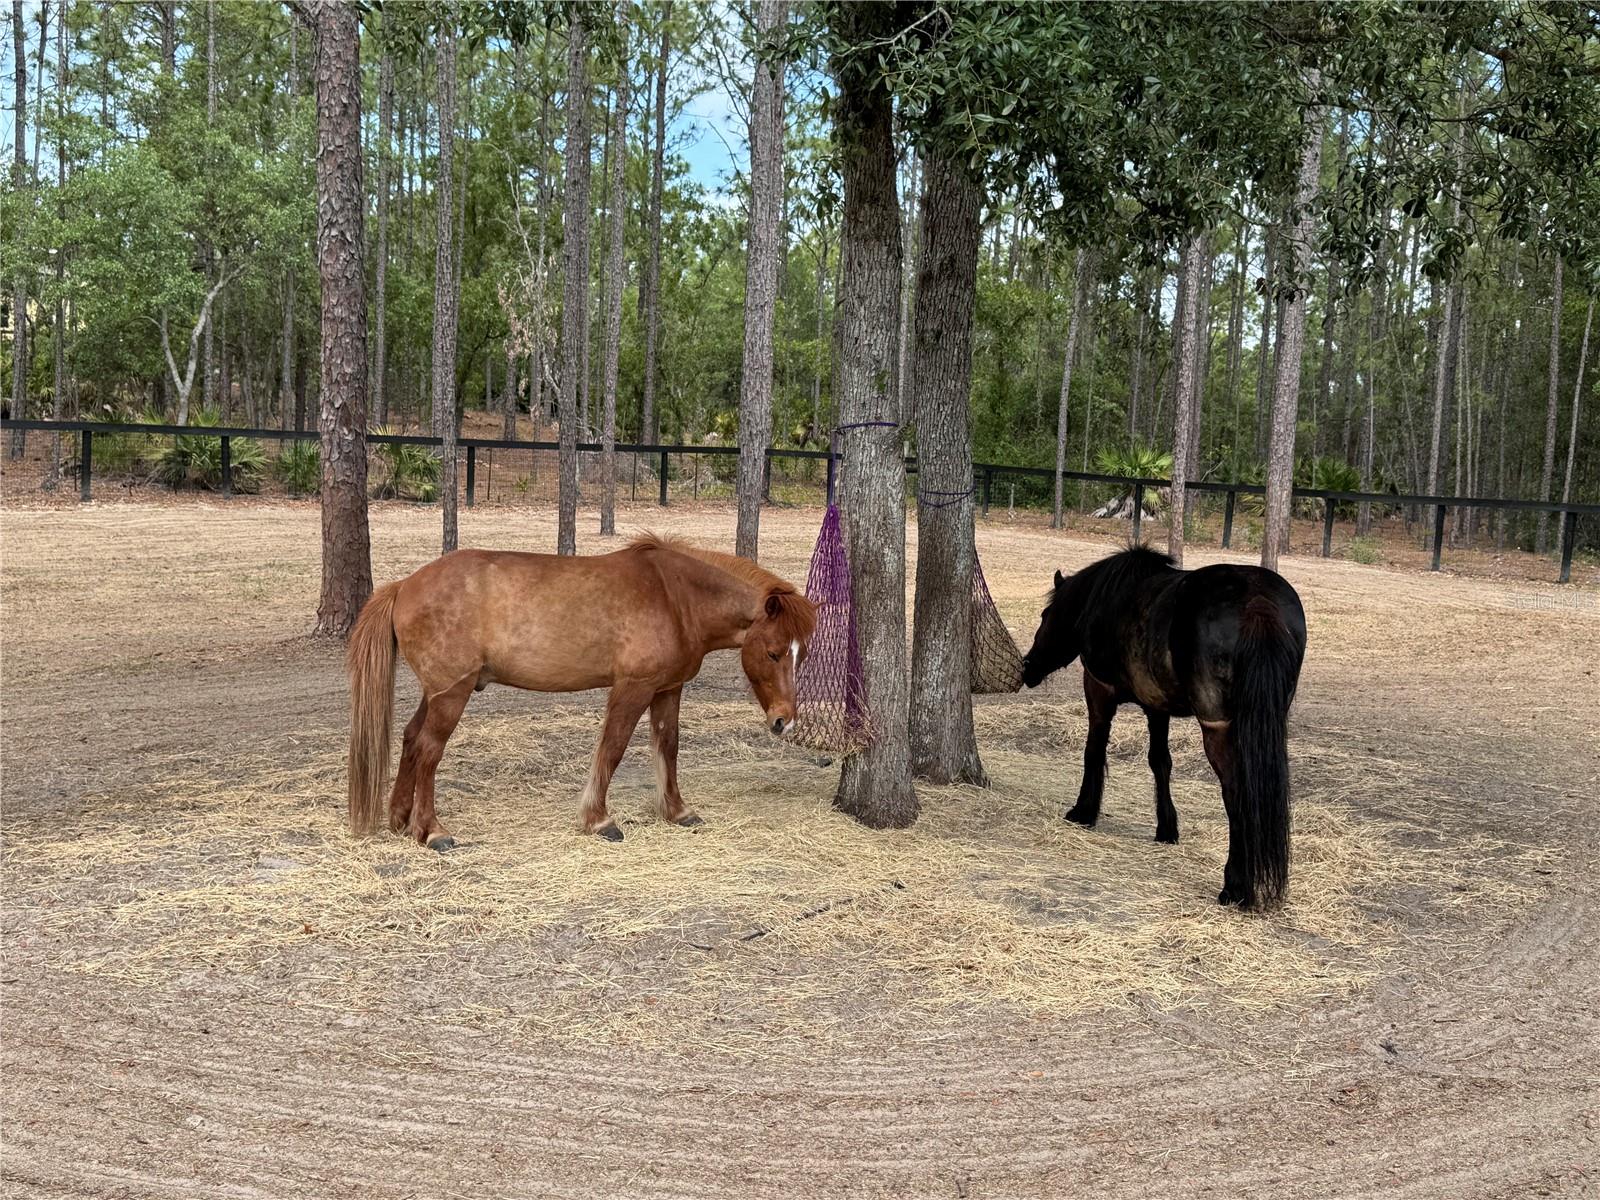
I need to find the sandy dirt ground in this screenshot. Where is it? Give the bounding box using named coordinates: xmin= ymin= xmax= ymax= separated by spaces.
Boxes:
xmin=2 ymin=497 xmax=1597 ymax=1199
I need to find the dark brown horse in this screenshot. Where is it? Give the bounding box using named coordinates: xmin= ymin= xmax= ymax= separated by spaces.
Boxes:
xmin=1022 ymin=547 xmax=1306 ymax=911
xmin=347 ymin=535 xmax=816 ymax=847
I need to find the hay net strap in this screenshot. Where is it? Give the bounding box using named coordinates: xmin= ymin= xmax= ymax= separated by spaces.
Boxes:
xmin=793 ymin=504 xmax=879 ymax=753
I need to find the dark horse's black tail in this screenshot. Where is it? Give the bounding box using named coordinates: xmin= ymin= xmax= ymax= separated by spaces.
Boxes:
xmin=1229 ymin=596 xmax=1302 ymax=910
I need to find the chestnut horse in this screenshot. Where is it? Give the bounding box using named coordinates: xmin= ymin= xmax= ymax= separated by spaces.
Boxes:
xmin=347 ymin=535 xmax=816 ymax=848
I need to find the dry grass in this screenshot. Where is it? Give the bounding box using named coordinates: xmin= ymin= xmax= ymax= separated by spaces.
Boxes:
xmin=5 ymin=695 xmax=1551 ymax=1054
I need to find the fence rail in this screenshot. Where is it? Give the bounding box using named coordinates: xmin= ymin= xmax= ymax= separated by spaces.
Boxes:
xmin=3 ymin=417 xmax=1594 ymax=583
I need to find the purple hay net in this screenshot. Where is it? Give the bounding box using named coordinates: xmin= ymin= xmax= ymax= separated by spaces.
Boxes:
xmin=793 ymin=505 xmax=879 ymax=754
xmin=970 ymin=554 xmax=1025 ymax=694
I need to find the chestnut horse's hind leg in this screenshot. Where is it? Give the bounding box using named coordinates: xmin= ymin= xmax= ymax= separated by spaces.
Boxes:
xmin=388 ymin=697 xmax=429 ymax=834
xmin=580 ymin=682 xmax=656 ymax=841
xmin=408 ymin=675 xmax=476 ymax=852
xmin=649 ymin=685 xmax=699 ymax=827
xmin=1145 ymin=709 xmax=1179 ymax=844
xmin=1065 ymin=671 xmax=1118 ymax=827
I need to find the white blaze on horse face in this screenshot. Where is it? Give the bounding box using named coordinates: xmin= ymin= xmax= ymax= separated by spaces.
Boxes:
xmin=790 ymin=639 xmax=799 ymax=673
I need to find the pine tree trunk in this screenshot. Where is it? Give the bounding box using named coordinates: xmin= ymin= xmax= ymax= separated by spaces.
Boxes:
xmin=431 ymin=10 xmax=460 ymax=554
xmin=640 ymin=2 xmax=669 ymax=446
xmin=734 ymin=0 xmax=786 ymax=559
xmin=1168 ymin=231 xmax=1206 ymax=566
xmin=1225 ymin=225 xmax=1246 ymax=458
xmin=1052 ymin=250 xmax=1089 ymax=529
xmin=829 ymin=4 xmax=917 ymax=830
xmin=302 ymin=0 xmax=372 ymax=638
xmin=909 ymin=153 xmax=986 ymax=786
xmin=557 ymin=5 xmax=592 ymax=555
xmin=10 ymin=0 xmax=29 ymax=459
xmin=502 ymin=348 xmax=518 ymax=440
xmin=1535 ymin=256 xmax=1563 ymax=555
xmin=373 ymin=41 xmax=393 ymax=428
xmin=1262 ymin=74 xmax=1323 ymax=572
xmin=47 ymin=0 xmax=65 ymax=486
xmin=1557 ymin=295 xmax=1594 ymax=558
xmin=600 ymin=4 xmax=633 ymax=538
xmin=1254 ymin=221 xmax=1277 ymax=459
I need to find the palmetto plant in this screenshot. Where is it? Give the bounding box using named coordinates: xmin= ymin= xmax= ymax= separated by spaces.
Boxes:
xmin=372 ymin=430 xmax=439 ymax=501
xmin=154 ymin=409 xmax=265 ymax=492
xmin=277 ymin=439 xmax=321 ymax=496
xmin=1093 ymin=444 xmax=1174 ymax=480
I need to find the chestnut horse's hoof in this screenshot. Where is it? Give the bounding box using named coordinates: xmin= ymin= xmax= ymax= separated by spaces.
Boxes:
xmin=426 ymin=836 xmax=457 ymax=853
xmin=673 ymin=813 xmax=704 ymax=828
xmin=596 ymin=823 xmax=624 ymax=842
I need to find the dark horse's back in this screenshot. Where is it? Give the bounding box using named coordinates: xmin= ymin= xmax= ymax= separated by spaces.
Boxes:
xmin=1161 ymin=563 xmax=1306 ymax=724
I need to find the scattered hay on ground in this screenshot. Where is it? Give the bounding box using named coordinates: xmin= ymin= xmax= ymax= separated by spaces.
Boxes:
xmin=3 ymin=699 xmax=1553 ymax=1055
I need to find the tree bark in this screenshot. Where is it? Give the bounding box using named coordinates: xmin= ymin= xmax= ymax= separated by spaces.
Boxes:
xmin=373 ymin=40 xmax=393 ymax=427
xmin=301 ymin=0 xmax=372 ymax=638
xmin=1051 ymin=250 xmax=1089 ymax=528
xmin=640 ymin=2 xmax=669 ymax=445
xmin=432 ymin=9 xmax=461 ymax=553
xmin=600 ymin=3 xmax=633 ymax=537
xmin=1168 ymin=231 xmax=1207 ymax=566
xmin=909 ymin=153 xmax=986 ymax=786
xmin=10 ymin=0 xmax=28 ymax=459
xmin=502 ymin=347 xmax=518 ymax=440
xmin=1254 ymin=220 xmax=1277 ymax=458
xmin=734 ymin=0 xmax=787 ymax=559
xmin=1557 ymin=295 xmax=1594 ymax=558
xmin=1535 ymin=256 xmax=1563 ymax=555
xmin=557 ymin=4 xmax=592 ymax=555
xmin=1262 ymin=73 xmax=1323 ymax=573
xmin=47 ymin=0 xmax=65 ymax=485
xmin=829 ymin=3 xmax=917 ymax=830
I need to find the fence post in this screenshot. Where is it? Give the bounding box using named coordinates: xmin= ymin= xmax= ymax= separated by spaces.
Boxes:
xmin=79 ymin=429 xmax=93 ymax=502
xmin=1221 ymin=488 xmax=1236 ymax=548
xmin=1431 ymin=504 xmax=1446 ymax=571
xmin=465 ymin=445 xmax=476 ymax=507
xmin=1559 ymin=510 xmax=1578 ymax=584
xmin=1131 ymin=482 xmax=1144 ymax=543
xmin=631 ymin=450 xmax=638 ymax=501
xmin=826 ymin=447 xmax=838 ymax=506
xmin=659 ymin=449 xmax=669 ymax=506
xmin=763 ymin=454 xmax=772 ymax=502
xmin=982 ymin=467 xmax=993 ymax=519
xmin=220 ymin=436 xmax=233 ymax=499
xmin=1322 ymin=497 xmax=1335 ymax=557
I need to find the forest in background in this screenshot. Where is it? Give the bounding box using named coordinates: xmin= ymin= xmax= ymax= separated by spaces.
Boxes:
xmin=3 ymin=1 xmax=1599 ymax=551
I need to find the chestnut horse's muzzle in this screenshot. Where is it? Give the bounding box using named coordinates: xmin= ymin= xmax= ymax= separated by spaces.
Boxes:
xmin=770 ymin=717 xmax=789 ymax=735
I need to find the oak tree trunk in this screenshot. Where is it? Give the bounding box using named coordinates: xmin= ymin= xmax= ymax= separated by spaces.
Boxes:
xmin=908 ymin=153 xmax=986 ymax=787
xmin=734 ymin=0 xmax=786 ymax=559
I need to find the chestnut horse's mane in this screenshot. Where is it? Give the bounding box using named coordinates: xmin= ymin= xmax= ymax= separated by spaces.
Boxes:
xmin=628 ymin=533 xmax=816 ymax=641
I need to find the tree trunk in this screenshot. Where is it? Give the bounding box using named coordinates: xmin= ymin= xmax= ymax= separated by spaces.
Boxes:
xmin=1225 ymin=224 xmax=1246 ymax=460
xmin=502 ymin=347 xmax=518 ymax=440
xmin=1254 ymin=221 xmax=1277 ymax=459
xmin=640 ymin=2 xmax=669 ymax=445
xmin=1535 ymin=256 xmax=1563 ymax=555
xmin=1262 ymin=73 xmax=1323 ymax=572
xmin=557 ymin=5 xmax=592 ymax=555
xmin=1128 ymin=273 xmax=1148 ymax=443
xmin=47 ymin=0 xmax=65 ymax=485
xmin=909 ymin=153 xmax=986 ymax=786
xmin=734 ymin=0 xmax=787 ymax=559
xmin=302 ymin=0 xmax=372 ymax=638
xmin=828 ymin=4 xmax=917 ymax=830
xmin=373 ymin=40 xmax=393 ymax=427
xmin=432 ymin=9 xmax=460 ymax=554
xmin=1051 ymin=250 xmax=1090 ymax=528
xmin=10 ymin=0 xmax=28 ymax=459
xmin=1557 ymin=295 xmax=1594 ymax=558
xmin=1168 ymin=231 xmax=1207 ymax=566
xmin=600 ymin=3 xmax=633 ymax=537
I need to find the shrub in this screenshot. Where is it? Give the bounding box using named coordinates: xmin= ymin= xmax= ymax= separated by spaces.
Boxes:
xmin=1348 ymin=535 xmax=1380 ymax=565
xmin=372 ymin=431 xmax=439 ymax=501
xmin=154 ymin=409 xmax=265 ymax=492
xmin=95 ymin=402 xmax=166 ymax=476
xmin=277 ymin=439 xmax=320 ymax=496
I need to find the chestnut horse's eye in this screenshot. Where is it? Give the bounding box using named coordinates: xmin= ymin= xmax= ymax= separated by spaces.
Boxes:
xmin=768 ymin=651 xmax=781 ymax=662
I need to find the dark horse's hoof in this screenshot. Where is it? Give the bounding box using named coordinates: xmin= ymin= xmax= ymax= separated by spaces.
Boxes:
xmin=426 ymin=836 xmax=457 ymax=853
xmin=1155 ymin=828 xmax=1180 ymax=845
xmin=596 ymin=823 xmax=625 ymax=843
xmin=1064 ymin=806 xmax=1097 ymax=828
xmin=1217 ymin=884 xmax=1253 ymax=909
xmin=673 ymin=813 xmax=704 ymax=828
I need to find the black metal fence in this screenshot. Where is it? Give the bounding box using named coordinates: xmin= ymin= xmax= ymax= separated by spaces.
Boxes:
xmin=3 ymin=417 xmax=1596 ymax=584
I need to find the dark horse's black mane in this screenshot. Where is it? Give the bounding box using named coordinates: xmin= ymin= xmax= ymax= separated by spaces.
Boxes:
xmin=1055 ymin=545 xmax=1175 ymax=612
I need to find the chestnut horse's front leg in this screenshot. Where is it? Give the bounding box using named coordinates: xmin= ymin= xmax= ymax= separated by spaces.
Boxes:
xmin=649 ymin=685 xmax=699 ymax=827
xmin=580 ymin=682 xmax=656 ymax=841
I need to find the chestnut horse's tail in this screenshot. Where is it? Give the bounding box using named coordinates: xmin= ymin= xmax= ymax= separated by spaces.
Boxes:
xmin=347 ymin=581 xmax=401 ymax=836
xmin=1230 ymin=595 xmax=1304 ymax=911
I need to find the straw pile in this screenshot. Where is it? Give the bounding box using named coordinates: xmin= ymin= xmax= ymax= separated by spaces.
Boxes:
xmin=4 ymin=695 xmax=1552 ymax=1055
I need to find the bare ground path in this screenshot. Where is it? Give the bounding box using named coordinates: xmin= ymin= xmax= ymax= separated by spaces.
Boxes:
xmin=3 ymin=501 xmax=1596 ymax=1198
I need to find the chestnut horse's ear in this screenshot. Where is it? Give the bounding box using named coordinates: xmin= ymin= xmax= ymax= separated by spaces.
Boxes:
xmin=765 ymin=593 xmax=785 ymax=618
xmin=1053 ymin=569 xmax=1066 ymax=589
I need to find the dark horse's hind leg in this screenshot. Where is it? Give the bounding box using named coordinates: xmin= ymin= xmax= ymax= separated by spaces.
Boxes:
xmin=407 ymin=675 xmax=476 ymax=851
xmin=388 ymin=698 xmax=429 ymax=835
xmin=1145 ymin=709 xmax=1179 ymax=843
xmin=1200 ymin=720 xmax=1250 ymax=907
xmin=1065 ymin=671 xmax=1118 ymax=827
